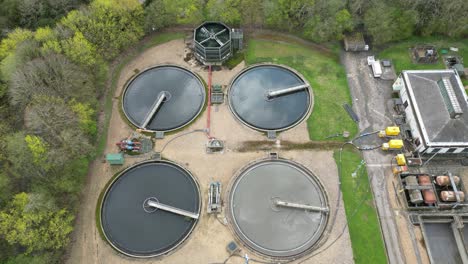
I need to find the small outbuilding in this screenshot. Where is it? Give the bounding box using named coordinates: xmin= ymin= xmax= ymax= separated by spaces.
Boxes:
xmin=411 ymin=45 xmax=438 ymax=64
xmin=343 ymin=32 xmax=369 ymax=52
xmin=106 ymin=153 xmax=124 ymax=165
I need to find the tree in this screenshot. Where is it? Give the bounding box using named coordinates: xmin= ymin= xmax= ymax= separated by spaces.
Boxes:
xmin=239 ymin=0 xmax=265 ymax=27
xmin=7 ymin=98 xmax=92 ymax=204
xmin=347 ymin=0 xmax=371 ymax=17
xmin=0 ymin=28 xmax=33 ymax=60
xmin=264 ymin=0 xmax=316 ymax=31
xmin=60 ymin=0 xmax=144 ymax=59
xmin=0 ymin=193 xmax=74 ymax=253
xmin=18 ymin=0 xmax=83 ymax=29
xmin=4 ymin=132 xmax=47 ymax=187
xmin=144 ymin=0 xmax=176 ymax=32
xmin=34 ymin=27 xmax=63 ymax=55
xmin=0 ymin=39 xmax=41 ymax=84
xmin=206 ymin=0 xmax=242 ymax=26
xmin=0 ymin=171 xmax=11 ymax=202
xmin=34 ymin=27 xmax=57 ymax=43
xmin=438 ymin=0 xmax=467 ymax=37
xmin=70 ymin=100 xmax=97 ymax=137
xmin=0 ymin=124 xmax=13 ymax=202
xmin=0 ymin=0 xmax=20 ymax=31
xmin=162 ymin=0 xmax=205 ymax=25
xmin=61 ymin=31 xmax=98 ymax=66
xmin=47 ymin=0 xmax=82 ymax=19
xmin=303 ymin=0 xmax=353 ymax=42
xmin=5 ymin=253 xmax=55 ymax=264
xmin=9 ymin=53 xmax=95 ymax=108
xmin=24 ymin=135 xmax=48 ymax=166
xmin=25 ymin=96 xmax=92 ymax=159
xmin=18 ymin=0 xmax=46 ymax=29
xmin=364 ymin=1 xmax=417 ymax=45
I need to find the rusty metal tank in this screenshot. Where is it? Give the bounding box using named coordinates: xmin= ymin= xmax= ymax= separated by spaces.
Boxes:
xmin=405 ymin=176 xmax=423 ymax=204
xmin=418 ymin=175 xmax=436 ymax=204
xmin=440 ymin=191 xmax=465 ymax=202
xmin=435 ymin=175 xmax=460 ymax=187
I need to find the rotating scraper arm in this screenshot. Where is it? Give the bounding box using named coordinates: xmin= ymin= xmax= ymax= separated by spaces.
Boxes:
xmin=141 ymin=92 xmax=166 ymax=129
xmin=147 ymin=200 xmax=199 ymax=219
xmin=275 ymin=199 xmax=329 ymax=213
xmin=267 ymin=84 xmax=309 ymax=99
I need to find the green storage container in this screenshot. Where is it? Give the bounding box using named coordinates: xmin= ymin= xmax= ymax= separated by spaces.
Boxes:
xmin=106 ymin=153 xmax=124 ymax=165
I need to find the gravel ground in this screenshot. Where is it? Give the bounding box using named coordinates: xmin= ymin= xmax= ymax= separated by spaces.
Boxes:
xmin=342 ymin=51 xmax=424 ymax=264
xmin=65 ymin=39 xmax=353 ymax=264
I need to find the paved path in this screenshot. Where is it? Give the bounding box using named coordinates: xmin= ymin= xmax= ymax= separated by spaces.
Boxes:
xmin=342 ymin=52 xmax=406 ymax=264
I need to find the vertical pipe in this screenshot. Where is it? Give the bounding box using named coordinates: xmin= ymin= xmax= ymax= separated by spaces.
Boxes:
xmin=206 ymin=65 xmax=212 ymax=138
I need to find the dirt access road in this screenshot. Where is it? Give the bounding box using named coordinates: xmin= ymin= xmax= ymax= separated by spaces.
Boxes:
xmin=65 ymin=38 xmax=353 ymax=264
xmin=342 ymin=51 xmax=428 ymax=264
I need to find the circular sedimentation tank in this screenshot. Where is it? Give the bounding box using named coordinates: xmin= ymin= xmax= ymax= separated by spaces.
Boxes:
xmin=227 ymin=158 xmax=328 ymax=259
xmin=100 ymin=160 xmax=201 ymax=258
xmin=228 ymin=64 xmax=312 ymax=132
xmin=122 ymin=65 xmax=205 ymax=132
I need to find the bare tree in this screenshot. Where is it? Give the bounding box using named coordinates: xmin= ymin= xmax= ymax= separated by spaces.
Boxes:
xmin=9 ymin=53 xmax=95 ymax=108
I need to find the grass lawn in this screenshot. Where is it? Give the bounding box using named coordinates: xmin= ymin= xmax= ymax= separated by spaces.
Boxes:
xmin=245 ymin=39 xmax=385 ymax=263
xmin=378 ymin=36 xmax=468 ymax=74
xmin=335 ymin=148 xmax=387 ymax=264
xmin=245 ymin=39 xmax=358 ymax=140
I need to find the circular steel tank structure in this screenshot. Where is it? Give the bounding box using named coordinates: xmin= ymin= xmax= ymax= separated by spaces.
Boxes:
xmin=226 ymin=158 xmax=328 ymax=259
xmin=194 ymin=22 xmax=232 ymax=65
xmin=122 ymin=65 xmax=206 ymax=132
xmin=228 ymin=64 xmax=312 ymax=132
xmin=100 ymin=160 xmax=201 ymax=258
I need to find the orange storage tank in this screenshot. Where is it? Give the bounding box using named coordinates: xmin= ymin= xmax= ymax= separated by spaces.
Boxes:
xmin=418 ymin=175 xmax=436 ymax=204
xmin=435 ymin=175 xmax=460 ymax=186
xmin=440 ymin=191 xmax=465 ymax=202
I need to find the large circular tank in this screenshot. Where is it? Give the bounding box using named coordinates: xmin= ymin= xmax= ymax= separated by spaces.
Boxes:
xmin=194 ymin=22 xmax=232 ymax=65
xmin=122 ymin=65 xmax=206 ymax=132
xmin=226 ymin=158 xmax=328 ymax=259
xmin=228 ymin=64 xmax=312 ymax=132
xmin=100 ymin=160 xmax=201 ymax=258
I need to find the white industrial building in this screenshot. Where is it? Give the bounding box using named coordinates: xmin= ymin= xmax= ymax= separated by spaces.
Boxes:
xmin=393 ymin=69 xmax=468 ymax=155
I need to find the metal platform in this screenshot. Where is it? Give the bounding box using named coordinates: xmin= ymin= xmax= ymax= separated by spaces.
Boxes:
xmin=207 ymin=181 xmax=222 ymax=214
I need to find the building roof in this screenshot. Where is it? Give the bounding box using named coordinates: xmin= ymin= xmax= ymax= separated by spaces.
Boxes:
xmin=403 ymin=70 xmax=468 ymax=147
